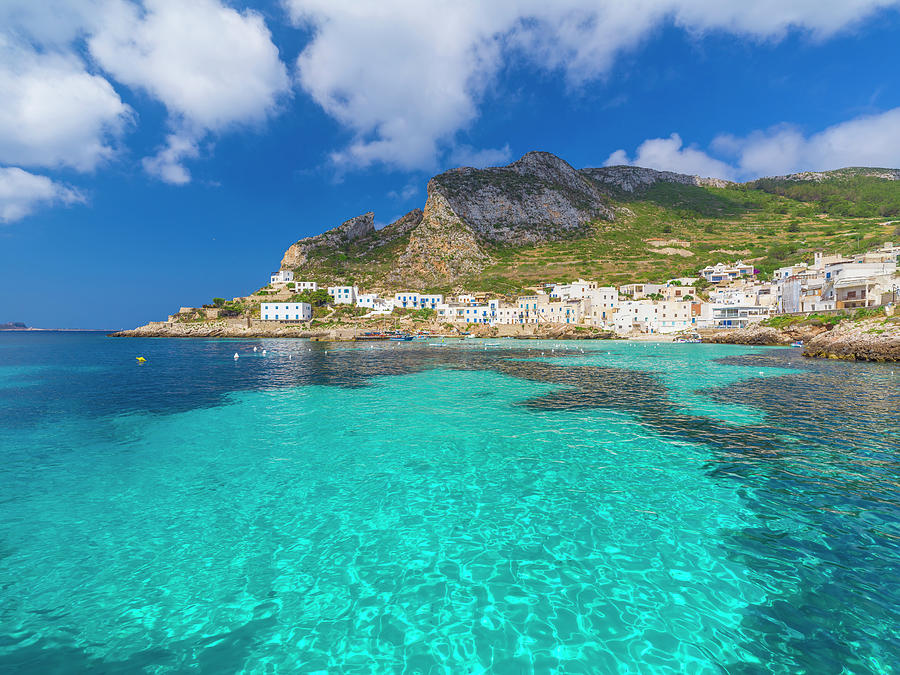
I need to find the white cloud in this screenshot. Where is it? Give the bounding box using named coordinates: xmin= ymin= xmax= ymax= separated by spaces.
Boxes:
xmin=0 ymin=0 xmax=290 ymax=185
xmin=449 ymin=144 xmax=512 ymax=168
xmin=0 ymin=36 xmax=132 ymax=171
xmin=89 ymin=0 xmax=289 ymax=132
xmin=88 ymin=0 xmax=291 ymax=184
xmin=604 ymin=133 xmax=736 ymax=178
xmin=141 ymin=133 xmax=200 ymax=185
xmin=0 ymin=167 xmax=84 ymax=223
xmin=284 ymin=0 xmax=900 ymax=171
xmin=606 ymin=107 xmax=900 ymax=180
xmin=714 ymin=108 xmax=900 ymax=176
xmin=387 ymin=181 xmax=419 ymax=202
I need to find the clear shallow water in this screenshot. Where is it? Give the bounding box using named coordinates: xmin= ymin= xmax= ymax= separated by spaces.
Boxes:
xmin=1 ymin=333 xmax=898 ymax=673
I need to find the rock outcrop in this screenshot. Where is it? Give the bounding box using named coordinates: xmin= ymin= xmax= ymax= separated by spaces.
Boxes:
xmin=281 ymin=212 xmax=377 ymax=269
xmin=764 ymin=167 xmax=900 ymax=183
xmin=388 ymin=191 xmax=493 ymax=288
xmin=703 ymin=325 xmax=795 ymax=346
xmin=704 ymin=317 xmax=900 ymax=361
xmin=803 ymin=319 xmax=900 ymax=361
xmin=580 ymin=165 xmax=733 ymax=192
xmin=429 ymin=151 xmax=615 ymax=245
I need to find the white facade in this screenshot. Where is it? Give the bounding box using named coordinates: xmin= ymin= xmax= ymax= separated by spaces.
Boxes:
xmin=585 ymin=287 xmax=618 ymax=325
xmin=620 ymin=283 xmax=666 ymax=299
xmin=356 ymin=293 xmax=393 ymax=313
xmin=270 ymin=270 xmax=294 ymax=285
xmin=419 ymin=294 xmax=444 ymax=309
xmin=293 ymin=281 xmax=318 ymax=292
xmin=613 ymin=301 xmax=659 ymax=334
xmin=327 ymin=286 xmax=358 ymax=304
xmin=700 ymin=261 xmax=755 ymax=283
xmin=261 ymin=302 xmax=312 ymax=321
xmin=394 ymin=292 xmax=420 ymax=309
xmin=711 ymin=304 xmax=770 ymax=329
xmin=657 ymin=301 xmax=696 ymax=333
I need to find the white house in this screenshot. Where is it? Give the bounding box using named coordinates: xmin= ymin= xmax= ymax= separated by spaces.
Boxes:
xmin=270 ymin=270 xmax=294 ymax=285
xmin=419 ymin=294 xmax=444 ymax=309
xmin=613 ymin=301 xmax=659 ymax=334
xmin=585 ymin=287 xmax=618 ymax=324
xmin=293 ymin=281 xmax=318 ymax=292
xmin=261 ymin=302 xmax=312 ymax=321
xmin=327 ymin=286 xmax=358 ymax=304
xmin=356 ymin=293 xmax=393 ymax=314
xmin=711 ymin=304 xmax=770 ymax=329
xmin=657 ymin=301 xmax=696 ymax=333
xmin=394 ymin=292 xmax=420 ymax=309
xmin=699 ymin=261 xmax=755 ymax=284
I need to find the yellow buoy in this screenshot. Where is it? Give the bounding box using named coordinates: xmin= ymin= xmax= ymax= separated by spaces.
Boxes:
xmin=136 ymin=357 xmax=146 ymax=362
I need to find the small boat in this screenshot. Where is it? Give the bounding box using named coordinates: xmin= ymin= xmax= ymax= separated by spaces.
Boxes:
xmin=791 ymin=341 xmax=803 ymax=347
xmin=389 ymin=335 xmax=414 ymax=341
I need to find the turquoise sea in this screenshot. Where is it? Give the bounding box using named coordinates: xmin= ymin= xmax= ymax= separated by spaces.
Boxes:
xmin=1 ymin=332 xmax=899 ymax=673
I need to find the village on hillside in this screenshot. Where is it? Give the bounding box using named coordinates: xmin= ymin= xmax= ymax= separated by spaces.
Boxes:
xmin=163 ymin=241 xmax=900 ymax=338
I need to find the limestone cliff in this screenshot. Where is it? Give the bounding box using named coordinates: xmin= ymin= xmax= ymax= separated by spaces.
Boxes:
xmin=764 ymin=167 xmax=900 ymax=183
xmin=430 ymin=151 xmax=614 ymax=244
xmin=275 ymin=150 xmax=744 ymax=288
xmin=580 ymin=165 xmax=733 ymax=192
xmin=281 ymin=212 xmax=376 ymax=269
xmin=388 ymin=190 xmax=493 ymax=289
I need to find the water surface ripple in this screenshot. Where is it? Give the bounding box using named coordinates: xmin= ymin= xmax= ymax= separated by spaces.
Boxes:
xmin=0 ymin=333 xmax=898 ymax=673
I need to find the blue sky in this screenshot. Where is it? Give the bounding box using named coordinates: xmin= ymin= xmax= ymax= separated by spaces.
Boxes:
xmin=2 ymin=0 xmax=900 ymax=328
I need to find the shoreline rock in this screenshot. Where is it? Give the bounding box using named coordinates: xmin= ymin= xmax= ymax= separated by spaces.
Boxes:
xmin=802 ymin=320 xmax=900 ymax=361
xmin=109 ymin=319 xmax=618 ymax=341
xmin=703 ymin=318 xmax=900 ymax=361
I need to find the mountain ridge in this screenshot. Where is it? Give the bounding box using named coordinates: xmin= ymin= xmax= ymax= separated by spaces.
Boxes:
xmin=275 ymin=152 xmax=900 ymax=293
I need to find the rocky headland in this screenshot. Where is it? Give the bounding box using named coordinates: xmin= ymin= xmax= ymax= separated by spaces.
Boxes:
xmin=705 ymin=315 xmax=900 ymax=361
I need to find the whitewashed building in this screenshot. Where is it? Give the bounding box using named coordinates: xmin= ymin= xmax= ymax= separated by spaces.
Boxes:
xmin=261 ymin=302 xmax=312 ymax=321
xmin=293 ymin=281 xmax=318 ymax=292
xmin=394 ymin=292 xmax=420 ymax=309
xmin=356 ymin=294 xmax=393 ymax=314
xmin=270 ymin=270 xmax=294 ymax=285
xmin=327 ymin=286 xmax=358 ymax=304
xmin=699 ymin=261 xmax=755 ymax=284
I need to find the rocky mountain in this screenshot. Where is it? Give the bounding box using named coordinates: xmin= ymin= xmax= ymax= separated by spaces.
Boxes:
xmin=581 ymin=165 xmax=732 ymax=192
xmin=278 ymin=151 xmax=738 ymax=289
xmin=761 ymin=167 xmax=900 ymax=183
xmin=274 ymin=151 xmax=900 ymax=292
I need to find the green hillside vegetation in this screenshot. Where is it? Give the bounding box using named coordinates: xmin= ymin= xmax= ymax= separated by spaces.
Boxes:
xmin=750 ymin=173 xmax=900 ymax=217
xmin=285 ymin=172 xmax=900 ymax=296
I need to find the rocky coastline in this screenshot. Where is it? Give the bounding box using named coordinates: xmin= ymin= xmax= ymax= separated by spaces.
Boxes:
xmin=704 ymin=317 xmax=900 ymax=361
xmin=109 ymin=319 xmax=617 ymax=341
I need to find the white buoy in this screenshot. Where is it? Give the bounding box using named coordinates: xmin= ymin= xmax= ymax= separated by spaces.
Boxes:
xmin=289 ymin=355 xmax=292 ymax=360
xmin=262 ymin=349 xmax=267 ymax=355
xmin=233 ymin=353 xmax=239 ymax=359
xmin=253 ymin=346 xmax=258 ymax=352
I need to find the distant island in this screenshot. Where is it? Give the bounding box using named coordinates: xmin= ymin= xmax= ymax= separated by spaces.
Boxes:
xmin=0 ymin=322 xmax=28 ymax=330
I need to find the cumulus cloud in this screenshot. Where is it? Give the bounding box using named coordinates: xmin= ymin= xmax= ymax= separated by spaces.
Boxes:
xmin=606 ymin=107 xmax=900 ymax=179
xmin=284 ymin=0 xmax=900 ymax=171
xmin=0 ymin=167 xmax=84 ymax=223
xmin=604 ymin=133 xmax=736 ymax=178
xmin=0 ymin=36 xmax=132 ymax=171
xmin=141 ymin=133 xmax=200 ymax=185
xmin=88 ymin=0 xmax=291 ymax=184
xmin=0 ymin=0 xmax=290 ymax=186
xmin=714 ymin=108 xmax=900 ymax=176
